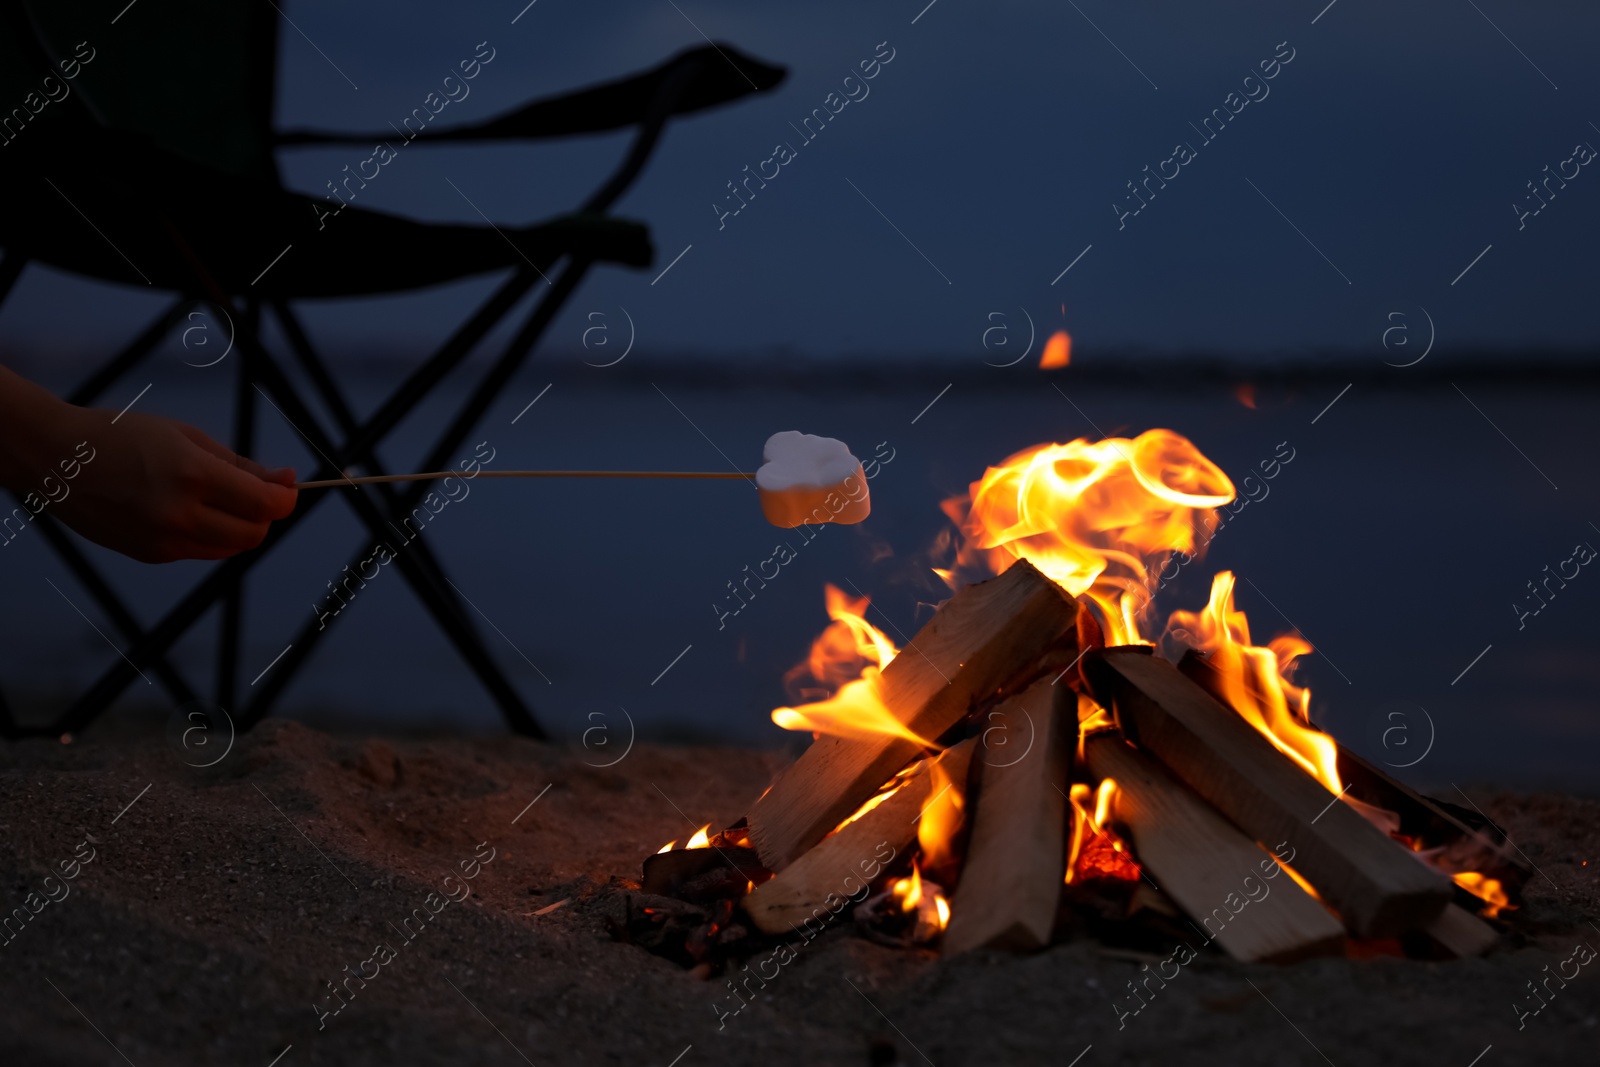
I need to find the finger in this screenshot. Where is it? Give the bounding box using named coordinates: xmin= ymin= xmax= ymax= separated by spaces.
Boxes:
xmin=184 ymin=506 xmax=274 ymax=555
xmin=176 ymin=423 xmax=234 ymax=461
xmin=143 ymin=520 xmax=268 ymax=563
xmin=178 ymin=423 xmax=282 ymax=481
xmin=197 ymin=454 xmax=298 ymax=522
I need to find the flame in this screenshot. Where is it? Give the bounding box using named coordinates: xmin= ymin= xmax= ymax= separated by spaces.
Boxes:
xmin=917 ymin=754 xmax=966 ymax=871
xmin=773 ymin=586 xmax=939 ymax=747
xmin=654 ymin=823 xmax=712 ymax=854
xmin=1092 ymin=778 xmax=1119 ymax=838
xmin=1065 ymin=781 xmax=1141 ymax=883
xmin=1273 ymin=851 xmax=1324 ymax=902
xmin=801 ymin=585 xmax=897 ymax=687
xmin=1040 ymin=330 xmax=1071 ymax=369
xmin=941 ymin=430 xmax=1234 ymax=645
xmin=1077 ymin=692 xmax=1115 ymax=730
xmin=1234 ymin=382 xmax=1257 ymax=409
xmin=892 ymin=862 xmax=951 ymax=933
xmin=772 ymin=676 xmax=931 ymax=747
xmin=1453 ymin=871 xmax=1513 ymax=918
xmin=894 ymin=864 xmax=925 ymax=911
xmin=1165 ymin=571 xmax=1342 ymax=794
xmin=1166 ymin=576 xmax=1518 ymax=908
xmin=832 ymin=781 xmax=905 ymax=834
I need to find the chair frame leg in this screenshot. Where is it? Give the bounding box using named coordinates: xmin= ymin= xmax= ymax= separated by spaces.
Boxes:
xmin=215 ymin=300 xmax=260 ymax=711
xmin=31 ymin=513 xmax=202 ymax=708
xmin=268 ymin=300 xmax=494 ymax=654
xmin=29 ymin=261 xmax=564 ymax=739
xmin=237 ymin=264 xmax=591 ymax=733
xmin=2 ymin=49 xmax=708 ymax=740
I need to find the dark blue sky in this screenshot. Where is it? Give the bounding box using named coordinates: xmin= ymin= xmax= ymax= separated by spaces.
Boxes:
xmin=5 ymin=0 xmax=1599 ymax=365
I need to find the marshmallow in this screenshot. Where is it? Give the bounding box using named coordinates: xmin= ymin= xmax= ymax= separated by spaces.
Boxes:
xmin=756 ymin=431 xmax=871 ymax=528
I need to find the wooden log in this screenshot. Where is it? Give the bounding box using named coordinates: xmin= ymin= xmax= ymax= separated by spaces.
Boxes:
xmin=741 ymin=740 xmax=977 ymax=936
xmin=1416 ymin=903 xmax=1498 ymax=959
xmin=641 ymin=847 xmax=765 ymax=898
xmin=1086 ymin=647 xmax=1452 ymax=938
xmin=943 ymin=679 xmax=1075 ymax=955
xmin=1336 ymin=747 xmax=1530 ymax=898
xmin=1081 ymin=729 xmax=1344 ymax=962
xmin=748 ymin=560 xmax=1087 ymax=870
xmin=1178 ymin=649 xmax=1529 ymax=899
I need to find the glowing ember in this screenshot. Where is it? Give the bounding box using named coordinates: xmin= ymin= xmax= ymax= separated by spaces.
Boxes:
xmin=772 ymin=585 xmax=938 ymax=747
xmin=1039 ymin=329 xmax=1071 ymax=369
xmin=940 ymin=429 xmax=1234 ymax=644
xmin=1165 ymin=571 xmax=1342 ymax=794
xmin=1066 ymin=781 xmax=1141 ymax=883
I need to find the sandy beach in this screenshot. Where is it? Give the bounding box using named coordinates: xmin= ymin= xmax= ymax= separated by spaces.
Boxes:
xmin=2 ymin=721 xmax=1595 ymax=1066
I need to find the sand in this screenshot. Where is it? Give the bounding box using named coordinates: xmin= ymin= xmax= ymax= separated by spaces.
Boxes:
xmin=1 ymin=721 xmax=1596 ymax=1066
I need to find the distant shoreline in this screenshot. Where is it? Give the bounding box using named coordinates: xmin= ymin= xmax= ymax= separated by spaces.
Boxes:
xmin=10 ymin=347 xmax=1600 ymax=393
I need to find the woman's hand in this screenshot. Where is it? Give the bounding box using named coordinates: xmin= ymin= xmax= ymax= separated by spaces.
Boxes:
xmin=0 ymin=366 xmax=297 ymax=562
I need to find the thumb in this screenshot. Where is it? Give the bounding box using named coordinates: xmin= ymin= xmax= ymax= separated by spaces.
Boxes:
xmin=261 ymin=466 xmax=298 ymax=488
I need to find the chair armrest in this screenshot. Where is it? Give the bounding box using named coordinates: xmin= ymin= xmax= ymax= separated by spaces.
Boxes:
xmin=278 ymin=42 xmax=783 ymax=147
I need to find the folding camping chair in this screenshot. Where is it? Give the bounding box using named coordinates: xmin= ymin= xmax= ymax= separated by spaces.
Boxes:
xmin=0 ymin=1 xmax=783 ymax=740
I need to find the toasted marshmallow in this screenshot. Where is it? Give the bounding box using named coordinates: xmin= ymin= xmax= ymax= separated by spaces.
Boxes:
xmin=755 ymin=431 xmax=871 ymax=528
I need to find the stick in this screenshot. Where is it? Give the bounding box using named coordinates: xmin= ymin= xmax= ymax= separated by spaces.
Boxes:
xmin=1086 ymin=647 xmax=1452 ymax=939
xmin=943 ymin=679 xmax=1075 ymax=955
xmin=295 ymin=470 xmax=755 ymax=489
xmin=1082 ymin=729 xmax=1345 ymax=962
xmin=741 ymin=740 xmax=977 ymax=937
xmin=747 ymin=560 xmax=1089 ymax=871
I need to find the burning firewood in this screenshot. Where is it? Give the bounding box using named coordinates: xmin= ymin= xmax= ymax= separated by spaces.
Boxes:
xmin=1176 ymin=647 xmax=1527 ymax=917
xmin=742 ymin=740 xmax=977 ymax=936
xmin=1335 ymin=747 xmax=1529 ymax=902
xmin=747 ymin=559 xmax=1092 ymax=870
xmin=622 ymin=426 xmax=1522 ymax=968
xmin=1086 ymin=646 xmax=1453 ymax=938
xmin=943 ymin=679 xmax=1075 ymax=955
xmin=1080 ymin=729 xmax=1345 ymax=962
xmin=642 ymin=838 xmax=766 ymax=903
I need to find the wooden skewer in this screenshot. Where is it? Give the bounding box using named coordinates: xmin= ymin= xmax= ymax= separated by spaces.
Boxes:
xmin=294 ymin=469 xmax=755 ymax=489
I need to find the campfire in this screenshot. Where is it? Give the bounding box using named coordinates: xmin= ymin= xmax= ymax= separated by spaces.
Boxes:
xmin=623 ymin=430 xmax=1529 ymax=970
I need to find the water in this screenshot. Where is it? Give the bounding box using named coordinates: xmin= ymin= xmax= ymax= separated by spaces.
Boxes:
xmin=3 ymin=363 xmax=1596 ymax=793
